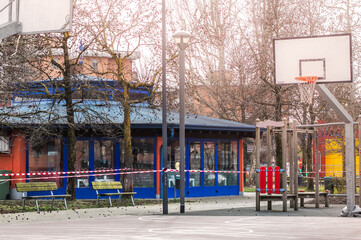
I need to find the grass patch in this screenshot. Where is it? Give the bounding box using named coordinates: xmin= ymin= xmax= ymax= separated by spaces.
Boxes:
xmin=0 ymin=198 xmax=160 ymax=214
xmin=244 ymin=187 xmax=255 ymax=192
xmin=0 ymin=198 xmax=194 ymax=214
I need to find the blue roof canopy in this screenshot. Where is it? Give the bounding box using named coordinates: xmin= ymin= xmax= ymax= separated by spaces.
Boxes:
xmin=2 ymin=75 xmax=257 ymax=135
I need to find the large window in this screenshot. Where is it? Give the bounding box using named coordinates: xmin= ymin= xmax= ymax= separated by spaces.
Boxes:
xmin=204 ymin=142 xmax=215 ymax=186
xmin=28 ymin=139 xmax=63 ymax=187
xmin=189 ymin=142 xmax=201 ymax=187
xmin=132 ymin=138 xmax=154 ymax=188
xmin=218 ymin=141 xmax=238 ymax=186
xmin=94 ymin=140 xmax=114 ymax=182
xmin=75 ymin=141 xmax=89 ymax=188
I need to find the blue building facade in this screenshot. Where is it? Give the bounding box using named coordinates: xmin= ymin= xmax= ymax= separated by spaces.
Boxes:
xmin=1 ymin=76 xmax=257 ymax=199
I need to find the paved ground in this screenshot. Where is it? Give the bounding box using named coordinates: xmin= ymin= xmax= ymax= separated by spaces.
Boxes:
xmin=0 ymin=193 xmax=357 ymax=239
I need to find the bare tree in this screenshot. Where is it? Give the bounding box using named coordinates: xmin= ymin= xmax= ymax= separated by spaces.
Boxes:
xmin=77 ymin=0 xmax=162 ymax=194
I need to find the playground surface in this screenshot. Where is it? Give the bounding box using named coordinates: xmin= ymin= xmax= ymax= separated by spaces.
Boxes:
xmin=0 ymin=193 xmax=357 ymax=239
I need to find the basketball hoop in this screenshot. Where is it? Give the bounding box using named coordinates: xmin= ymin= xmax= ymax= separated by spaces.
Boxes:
xmin=295 ymin=76 xmax=318 ymax=105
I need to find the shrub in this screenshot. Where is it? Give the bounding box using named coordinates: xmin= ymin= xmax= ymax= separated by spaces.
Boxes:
xmin=331 ymin=177 xmax=346 ymax=194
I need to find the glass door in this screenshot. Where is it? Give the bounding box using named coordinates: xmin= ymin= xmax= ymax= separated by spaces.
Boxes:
xmin=189 ymin=142 xmax=201 ymax=187
xmin=204 ymin=142 xmax=216 ymax=186
xmin=75 ymin=141 xmax=89 ymax=188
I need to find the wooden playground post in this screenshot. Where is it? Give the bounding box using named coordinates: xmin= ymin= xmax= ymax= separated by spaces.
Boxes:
xmin=266 ymin=126 xmax=272 ymax=210
xmin=314 ymin=121 xmax=320 ymax=208
xmin=282 ymin=118 xmax=288 ymax=212
xmin=255 ymin=119 xmax=261 ymax=211
xmin=255 ymin=118 xmax=298 ymax=212
xmin=267 ymin=126 xmax=272 ymax=167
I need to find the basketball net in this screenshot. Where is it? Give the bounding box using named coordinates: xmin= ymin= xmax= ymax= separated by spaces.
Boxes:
xmin=295 ymin=76 xmax=318 ymax=105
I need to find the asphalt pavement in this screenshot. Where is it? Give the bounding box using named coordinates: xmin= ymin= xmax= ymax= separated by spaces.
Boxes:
xmin=0 ymin=193 xmax=355 ymax=239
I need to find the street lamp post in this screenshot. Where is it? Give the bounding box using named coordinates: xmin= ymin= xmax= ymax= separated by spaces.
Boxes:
xmin=161 ymin=0 xmax=168 ymax=215
xmin=173 ymin=31 xmax=191 ymax=214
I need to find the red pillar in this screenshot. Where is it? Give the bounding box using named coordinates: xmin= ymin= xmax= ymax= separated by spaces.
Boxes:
xmin=11 ymin=135 xmax=27 ymax=186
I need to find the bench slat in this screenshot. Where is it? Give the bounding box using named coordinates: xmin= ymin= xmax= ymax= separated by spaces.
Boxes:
xmin=120 ymin=192 xmax=137 ymax=195
xmin=16 ymin=182 xmax=58 ymax=192
xmin=92 ymin=181 xmax=123 ymax=190
xmin=97 ymin=193 xmax=122 ymax=197
xmin=24 ymin=194 xmax=71 ymax=199
xmin=97 ymin=192 xmax=137 ymax=197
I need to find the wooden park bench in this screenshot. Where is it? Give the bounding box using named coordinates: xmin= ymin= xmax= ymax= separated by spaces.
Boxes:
xmin=298 ymin=191 xmax=329 ymax=208
xmin=15 ymin=182 xmax=71 ymax=212
xmin=91 ymin=181 xmax=137 ymax=207
xmin=256 ymin=166 xmax=298 ymax=212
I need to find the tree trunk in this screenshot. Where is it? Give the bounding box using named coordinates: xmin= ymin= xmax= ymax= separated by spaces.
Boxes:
xmin=122 ymin=84 xmax=133 ymax=195
xmin=63 ymin=33 xmax=76 ymax=200
xmin=306 ymin=132 xmax=314 ymax=191
xmin=301 ymin=135 xmax=307 ymax=178
xmin=247 ymin=145 xmax=256 ymax=186
xmin=274 ymin=86 xmax=283 ymax=168
xmin=342 ymin=143 xmax=346 ymax=178
xmin=307 ymin=103 xmax=316 ymax=191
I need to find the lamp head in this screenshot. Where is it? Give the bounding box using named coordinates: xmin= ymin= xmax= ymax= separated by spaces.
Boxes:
xmin=172 ymin=31 xmax=191 ymax=50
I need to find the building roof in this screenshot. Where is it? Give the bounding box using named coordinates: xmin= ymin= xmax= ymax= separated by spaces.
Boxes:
xmin=3 ymin=75 xmax=256 ymax=135
xmin=51 ymin=49 xmax=141 ymax=60
xmin=1 ymin=102 xmax=256 ymax=133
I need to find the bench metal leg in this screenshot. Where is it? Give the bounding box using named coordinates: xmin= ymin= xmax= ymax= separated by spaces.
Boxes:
xmin=64 ymin=198 xmax=68 ymax=210
xmin=300 ymin=198 xmax=304 ymax=207
xmin=325 ymin=195 xmax=329 ymax=208
xmin=267 ymin=201 xmax=272 ymax=210
xmin=51 ymin=198 xmax=54 ymax=211
xmin=119 ymin=195 xmax=122 ymax=205
xmin=290 ymin=199 xmax=293 ymax=208
xmin=109 ymin=196 xmax=113 ymax=207
xmin=131 ymin=196 xmax=135 ymax=206
xmin=36 ymin=199 xmax=39 ymax=212
xmin=22 ymin=199 xmax=26 ymax=210
xmin=282 ymin=193 xmax=287 ymax=212
xmin=96 ymin=196 xmax=99 ymax=205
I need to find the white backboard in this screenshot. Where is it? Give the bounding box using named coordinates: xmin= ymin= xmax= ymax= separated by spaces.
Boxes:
xmin=274 ymin=34 xmax=352 ymax=85
xmin=0 ymin=0 xmax=72 ymax=34
xmin=0 ymin=0 xmax=16 ymax=26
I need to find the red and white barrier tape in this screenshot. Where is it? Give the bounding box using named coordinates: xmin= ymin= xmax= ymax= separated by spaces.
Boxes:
xmin=1 ymin=167 xmax=351 ymax=182
xmin=0 ymin=168 xmax=246 ymax=182
xmin=0 ymin=170 xmax=158 ymax=182
xmin=0 ymin=168 xmax=134 ymax=177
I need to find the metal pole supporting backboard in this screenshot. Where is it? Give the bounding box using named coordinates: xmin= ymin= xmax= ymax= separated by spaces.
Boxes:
xmin=315 ymin=84 xmax=355 ymax=216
